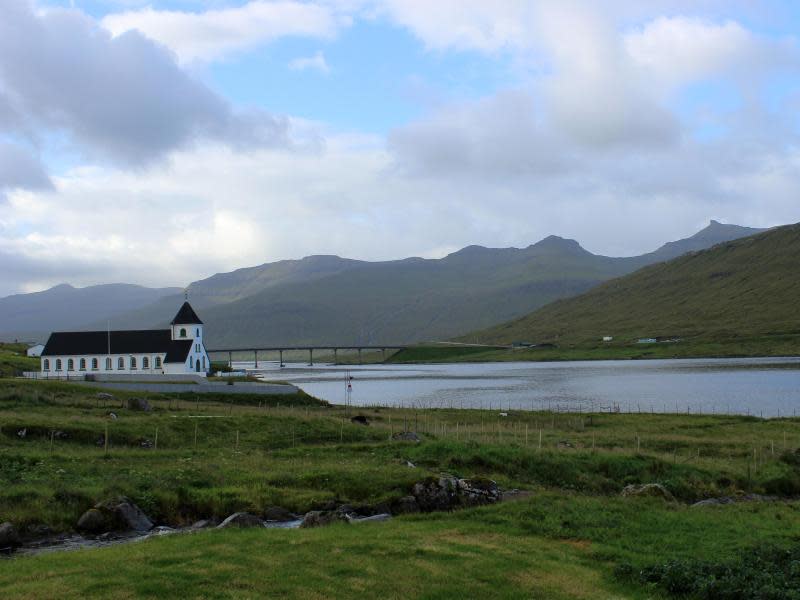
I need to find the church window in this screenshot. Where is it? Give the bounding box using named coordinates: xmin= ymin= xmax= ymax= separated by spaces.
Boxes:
xmin=43 ymin=359 xmax=50 ymax=371
xmin=55 ymin=359 xmax=62 ymax=371
xmin=67 ymin=358 xmax=74 ymax=371
xmin=131 ymin=357 xmax=137 ymax=370
xmin=202 ymin=356 xmax=206 ymax=370
xmin=91 ymin=358 xmax=98 ymax=370
xmin=180 ymin=328 xmax=187 ymax=338
xmin=105 ymin=357 xmax=112 ymax=370
xmin=118 ymin=357 xmax=125 ymax=370
xmin=143 ymin=356 xmax=149 ymax=369
xmin=79 ymin=358 xmax=86 ymax=371
xmin=196 ymin=328 xmax=200 ymax=337
xmin=155 ymin=356 xmax=162 ymax=368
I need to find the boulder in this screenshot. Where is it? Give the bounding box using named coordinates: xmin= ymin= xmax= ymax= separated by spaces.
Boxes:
xmin=621 ymin=483 xmax=675 ymax=502
xmin=0 ymin=522 xmax=20 ymax=548
xmin=392 ymin=431 xmax=421 ymax=442
xmin=263 ymin=506 xmax=295 ymax=522
xmin=350 ymin=415 xmax=369 ymax=426
xmin=127 ymin=397 xmax=152 ymax=412
xmin=391 ymin=496 xmax=420 ymax=515
xmin=113 ymin=500 xmax=154 ymax=532
xmin=190 ymin=519 xmax=217 ymax=529
xmin=300 ymin=509 xmax=351 ymax=529
xmin=217 ymin=512 xmax=264 ymax=529
xmin=96 ymin=392 xmax=114 ymax=401
xmin=412 ymin=476 xmax=502 ymax=512
xmin=77 ymin=508 xmax=111 ymax=533
xmin=78 ymin=497 xmax=154 ymax=534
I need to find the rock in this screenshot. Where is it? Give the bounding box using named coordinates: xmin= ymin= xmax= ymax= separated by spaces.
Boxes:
xmin=263 ymin=506 xmax=295 ymax=522
xmin=557 ymin=440 xmax=574 ymax=448
xmin=406 ymin=461 xmax=416 ymax=468
xmin=16 ymin=428 xmax=26 ymax=439
xmin=391 ymin=496 xmax=420 ymax=515
xmin=96 ymin=392 xmax=114 ymax=401
xmin=411 ymin=476 xmax=502 ymax=512
xmin=621 ymin=483 xmax=675 ymax=502
xmin=217 ymin=512 xmax=264 ymax=529
xmin=53 ymin=430 xmax=69 ymax=440
xmin=114 ymin=500 xmax=154 ymax=532
xmin=0 ymin=522 xmax=20 ymax=548
xmin=79 ymin=497 xmax=154 ymax=534
xmin=127 ymin=398 xmax=152 ymax=412
xmin=300 ymin=508 xmax=351 ymax=528
xmin=350 ymin=415 xmax=369 ymax=426
xmin=138 ymin=438 xmax=153 ymax=448
xmin=350 ymin=514 xmax=391 ymax=524
xmin=108 ymin=412 xmax=117 ymax=420
xmin=691 ymin=497 xmax=734 ymax=508
xmin=77 ymin=508 xmax=111 ymax=533
xmin=190 ymin=519 xmax=217 ymax=529
xmin=392 ymin=431 xmax=421 ymax=442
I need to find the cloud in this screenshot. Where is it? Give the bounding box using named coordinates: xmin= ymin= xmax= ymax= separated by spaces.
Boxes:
xmin=288 ymin=51 xmax=330 ymax=74
xmin=0 ymin=1 xmax=291 ymax=166
xmin=0 ymin=143 xmax=52 ymax=195
xmin=102 ymin=1 xmax=346 ymax=64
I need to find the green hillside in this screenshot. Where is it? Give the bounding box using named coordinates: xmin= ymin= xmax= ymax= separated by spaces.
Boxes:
xmin=88 ymin=221 xmax=765 ymax=347
xmin=468 ymin=223 xmax=800 ymax=350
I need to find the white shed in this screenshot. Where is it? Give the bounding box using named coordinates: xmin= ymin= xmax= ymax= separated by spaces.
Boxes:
xmin=26 ymin=344 xmax=45 ymax=357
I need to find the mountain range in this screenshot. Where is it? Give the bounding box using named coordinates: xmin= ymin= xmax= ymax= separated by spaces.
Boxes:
xmin=468 ymin=222 xmax=799 ymax=346
xmin=0 ymin=221 xmax=765 ymax=347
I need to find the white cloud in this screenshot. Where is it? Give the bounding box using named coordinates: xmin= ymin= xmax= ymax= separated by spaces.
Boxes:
xmin=102 ymin=1 xmax=347 ymax=64
xmin=288 ymin=51 xmax=330 ymax=74
xmin=0 ymin=1 xmax=292 ymax=167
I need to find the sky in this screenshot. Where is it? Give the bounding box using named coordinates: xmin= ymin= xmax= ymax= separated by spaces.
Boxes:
xmin=1 ymin=0 xmax=799 ymax=296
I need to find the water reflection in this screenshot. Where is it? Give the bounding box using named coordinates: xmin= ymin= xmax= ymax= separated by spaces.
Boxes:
xmin=240 ymin=357 xmax=800 ymax=417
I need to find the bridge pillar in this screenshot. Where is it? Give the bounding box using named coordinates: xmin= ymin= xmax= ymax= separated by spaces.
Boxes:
xmin=381 ymin=348 xmax=385 ymax=361
xmin=309 ymin=348 xmax=314 ymax=366
xmin=254 ymin=350 xmax=258 ymax=369
xmin=358 ymin=348 xmax=362 ymax=365
xmin=279 ymin=349 xmax=284 ymax=367
xmin=228 ymin=351 xmax=232 ymax=368
xmin=333 ymin=348 xmax=338 ymax=364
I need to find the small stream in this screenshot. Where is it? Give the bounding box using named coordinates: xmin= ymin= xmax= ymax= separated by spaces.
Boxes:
xmin=3 ymin=520 xmax=303 ymax=558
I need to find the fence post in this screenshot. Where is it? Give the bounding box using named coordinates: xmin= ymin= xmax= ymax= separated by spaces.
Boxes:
xmin=194 ymin=421 xmax=198 ymax=449
xmin=104 ymin=423 xmax=109 ymax=456
xmin=154 ymin=427 xmax=159 ymax=450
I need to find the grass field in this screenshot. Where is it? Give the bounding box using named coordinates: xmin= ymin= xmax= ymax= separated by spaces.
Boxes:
xmin=1 ymin=380 xmax=799 ymax=598
xmin=390 ymin=335 xmax=800 ymax=364
xmin=0 ymin=343 xmax=39 ymax=378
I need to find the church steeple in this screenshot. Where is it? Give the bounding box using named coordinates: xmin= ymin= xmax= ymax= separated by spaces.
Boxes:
xmin=170 ymin=301 xmax=203 ymax=341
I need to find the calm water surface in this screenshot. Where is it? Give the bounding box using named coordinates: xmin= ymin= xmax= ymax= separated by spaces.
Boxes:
xmin=243 ymin=357 xmax=800 ymax=417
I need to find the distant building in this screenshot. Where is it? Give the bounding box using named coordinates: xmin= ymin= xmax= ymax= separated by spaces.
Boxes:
xmin=26 ymin=344 xmax=44 ymax=357
xmin=39 ymin=302 xmax=210 ymax=377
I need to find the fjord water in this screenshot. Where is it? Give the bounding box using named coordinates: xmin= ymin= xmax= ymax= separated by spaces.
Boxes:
xmin=250 ymin=358 xmax=800 ymax=417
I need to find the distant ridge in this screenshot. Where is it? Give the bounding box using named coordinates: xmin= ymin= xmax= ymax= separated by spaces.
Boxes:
xmin=0 ymin=220 xmax=768 ymax=346
xmin=466 ymin=222 xmax=798 ymax=346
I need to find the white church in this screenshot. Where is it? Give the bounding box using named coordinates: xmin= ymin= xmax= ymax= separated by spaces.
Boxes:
xmin=40 ymin=302 xmax=211 ymax=377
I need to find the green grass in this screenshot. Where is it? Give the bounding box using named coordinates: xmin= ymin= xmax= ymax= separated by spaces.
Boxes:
xmin=1 ymin=380 xmax=799 ymax=598
xmin=461 ymin=224 xmax=800 ymax=356
xmin=0 ymin=343 xmax=39 ymax=378
xmin=391 ymin=335 xmax=800 ymax=363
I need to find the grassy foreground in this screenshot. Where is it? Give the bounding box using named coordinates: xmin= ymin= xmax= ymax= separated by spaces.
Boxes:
xmin=1 ymin=380 xmax=799 ymax=598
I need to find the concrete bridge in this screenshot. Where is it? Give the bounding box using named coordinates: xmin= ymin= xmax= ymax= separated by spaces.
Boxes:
xmin=205 ymin=345 xmax=409 ymax=367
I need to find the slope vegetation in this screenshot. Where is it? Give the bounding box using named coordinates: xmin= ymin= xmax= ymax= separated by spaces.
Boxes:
xmin=470 ymin=223 xmax=800 ymax=347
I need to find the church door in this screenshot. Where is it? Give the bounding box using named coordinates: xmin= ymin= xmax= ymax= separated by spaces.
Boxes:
xmin=195 ymin=359 xmax=201 ymax=372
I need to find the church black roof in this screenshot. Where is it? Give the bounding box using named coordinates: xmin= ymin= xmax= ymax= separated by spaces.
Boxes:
xmin=41 ymin=330 xmax=193 ymax=364
xmin=171 ymin=302 xmax=203 ymax=325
